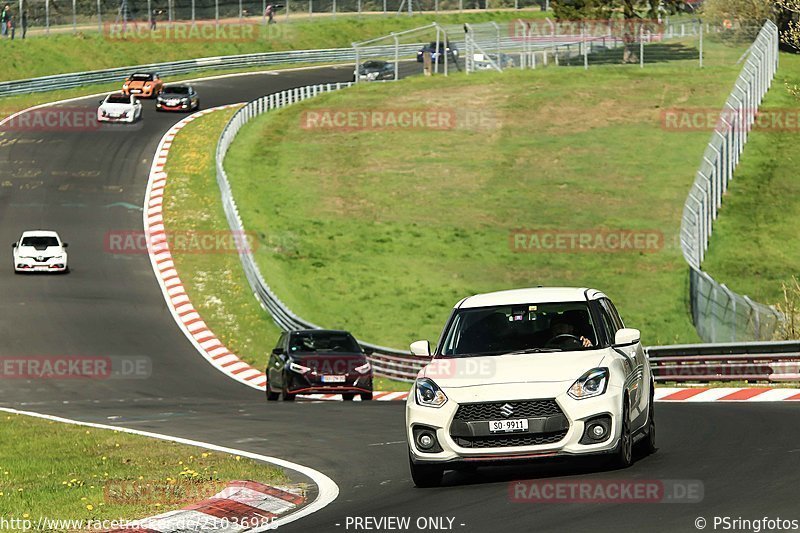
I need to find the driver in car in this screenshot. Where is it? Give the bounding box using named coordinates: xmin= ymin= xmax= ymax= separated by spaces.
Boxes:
xmin=549 ymin=318 xmax=593 ymax=348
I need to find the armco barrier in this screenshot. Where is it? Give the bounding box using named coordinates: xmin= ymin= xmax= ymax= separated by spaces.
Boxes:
xmin=214 ymin=81 xmax=424 ymax=382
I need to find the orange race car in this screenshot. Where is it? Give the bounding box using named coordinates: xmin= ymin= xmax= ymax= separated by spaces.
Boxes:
xmin=122 ymin=72 xmax=164 ymax=98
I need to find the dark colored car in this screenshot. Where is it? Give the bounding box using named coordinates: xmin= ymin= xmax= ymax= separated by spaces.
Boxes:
xmin=156 ymin=85 xmax=200 ymax=112
xmin=266 ymin=330 xmax=374 ymax=402
xmin=354 ymin=60 xmax=396 ymax=82
xmin=416 ymin=41 xmax=459 ymax=63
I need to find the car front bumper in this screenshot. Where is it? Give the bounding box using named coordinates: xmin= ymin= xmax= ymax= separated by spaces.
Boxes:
xmin=15 ymin=260 xmax=67 ymax=272
xmin=406 ymin=381 xmax=624 ymax=465
xmin=285 ymin=371 xmax=373 ymax=395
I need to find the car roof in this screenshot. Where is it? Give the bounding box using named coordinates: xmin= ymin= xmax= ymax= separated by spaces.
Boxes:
xmin=290 ymin=329 xmax=354 ymax=336
xmin=20 ymin=230 xmax=60 ymax=238
xmin=456 ymin=287 xmax=607 ymax=309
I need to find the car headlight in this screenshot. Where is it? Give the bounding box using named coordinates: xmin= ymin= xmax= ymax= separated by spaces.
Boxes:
xmin=355 ymin=361 xmax=371 ymax=374
xmin=123 ymin=84 xmax=129 ymax=89
xmin=367 ymin=72 xmax=379 ymax=79
xmin=568 ymin=367 xmax=609 ymax=400
xmin=289 ymin=361 xmax=311 ymax=374
xmin=415 ymin=378 xmax=447 ymax=408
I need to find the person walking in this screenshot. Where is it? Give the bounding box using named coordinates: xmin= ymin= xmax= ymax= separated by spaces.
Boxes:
xmin=1 ymin=5 xmax=10 ymax=38
xmin=265 ymin=3 xmax=275 ymax=24
xmin=21 ymin=10 xmax=26 ymax=38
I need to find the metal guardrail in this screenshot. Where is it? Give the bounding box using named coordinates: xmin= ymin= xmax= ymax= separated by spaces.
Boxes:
xmin=0 ymin=43 xmax=424 ymax=97
xmin=214 ymin=81 xmax=421 ymax=382
xmin=679 ymin=20 xmax=782 ymax=342
xmin=647 ymin=341 xmax=800 ymax=382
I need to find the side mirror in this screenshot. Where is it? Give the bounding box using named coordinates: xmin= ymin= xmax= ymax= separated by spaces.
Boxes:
xmin=11 ymin=242 xmax=17 ymax=248
xmin=271 ymin=347 xmax=284 ymax=356
xmin=362 ymin=347 xmax=374 ymax=356
xmin=99 ymin=99 xmax=105 ymax=104
xmin=614 ymin=328 xmax=641 ymax=347
xmin=410 ymin=340 xmax=431 ymax=357
xmin=62 ymin=243 xmax=68 ymax=248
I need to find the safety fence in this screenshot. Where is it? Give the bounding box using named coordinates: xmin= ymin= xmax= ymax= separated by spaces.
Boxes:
xmin=679 ymin=20 xmax=782 ymax=342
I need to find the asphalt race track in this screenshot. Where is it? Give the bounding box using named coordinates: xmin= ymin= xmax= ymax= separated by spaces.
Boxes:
xmin=1 ymin=64 xmax=798 ymax=533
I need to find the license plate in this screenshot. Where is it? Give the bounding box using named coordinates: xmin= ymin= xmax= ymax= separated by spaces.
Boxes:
xmin=321 ymin=375 xmax=346 ymax=383
xmin=131 ymin=89 xmax=141 ymax=93
xmin=488 ymin=419 xmax=529 ymax=433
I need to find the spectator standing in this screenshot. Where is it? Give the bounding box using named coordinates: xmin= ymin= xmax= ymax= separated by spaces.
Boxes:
xmin=8 ymin=13 xmax=14 ymax=39
xmin=150 ymin=9 xmax=157 ymax=30
xmin=1 ymin=5 xmax=9 ymax=38
xmin=265 ymin=3 xmax=275 ymax=24
xmin=21 ymin=10 xmax=26 ymax=38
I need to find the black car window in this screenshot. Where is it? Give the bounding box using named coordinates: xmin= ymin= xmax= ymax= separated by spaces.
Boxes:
xmin=20 ymin=236 xmax=59 ymax=248
xmin=289 ymin=332 xmax=361 ymax=354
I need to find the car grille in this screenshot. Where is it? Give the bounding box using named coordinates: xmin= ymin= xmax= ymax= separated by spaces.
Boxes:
xmin=453 ymin=430 xmax=568 ymax=449
xmin=453 ymin=399 xmax=562 ymax=422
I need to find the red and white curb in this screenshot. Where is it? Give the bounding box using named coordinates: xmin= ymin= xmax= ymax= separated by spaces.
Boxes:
xmin=106 ymin=480 xmax=305 ymax=533
xmin=144 ymin=104 xmax=272 ymax=392
xmin=143 ymin=106 xmax=411 ymax=401
xmin=655 ymin=387 xmax=800 ymax=402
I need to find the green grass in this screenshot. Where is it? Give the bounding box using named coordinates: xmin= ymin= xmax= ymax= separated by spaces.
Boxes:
xmin=162 ymin=107 xmax=282 ymax=370
xmin=701 ymin=53 xmax=800 ymax=307
xmin=1 ymin=11 xmax=543 ymax=82
xmin=0 ymin=412 xmax=289 ymax=532
xmin=221 ymin=38 xmax=750 ymax=350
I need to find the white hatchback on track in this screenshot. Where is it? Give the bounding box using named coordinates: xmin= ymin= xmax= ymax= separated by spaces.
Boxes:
xmin=12 ymin=230 xmax=69 ymax=273
xmin=406 ymin=287 xmax=655 ymax=487
xmin=97 ymin=92 xmax=142 ymax=123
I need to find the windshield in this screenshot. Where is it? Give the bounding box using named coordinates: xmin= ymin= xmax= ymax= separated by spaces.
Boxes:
xmin=107 ymin=95 xmax=130 ymax=104
xmin=130 ymin=73 xmax=153 ymax=81
xmin=20 ymin=236 xmax=59 ymax=249
xmin=439 ymin=302 xmax=598 ymax=356
xmin=289 ymin=332 xmax=361 ymax=354
xmin=362 ymin=61 xmax=385 ymax=69
xmin=165 ymin=86 xmax=190 ymax=94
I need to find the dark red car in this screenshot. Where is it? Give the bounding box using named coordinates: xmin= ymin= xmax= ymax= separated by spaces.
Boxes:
xmin=266 ymin=330 xmax=373 ymax=402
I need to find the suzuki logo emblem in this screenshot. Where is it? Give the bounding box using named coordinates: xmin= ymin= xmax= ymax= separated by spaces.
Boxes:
xmin=500 ymin=403 xmax=514 ymax=417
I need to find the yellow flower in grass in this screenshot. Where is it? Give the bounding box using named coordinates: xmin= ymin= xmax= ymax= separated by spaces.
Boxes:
xmin=86 ymin=504 xmax=94 ymax=511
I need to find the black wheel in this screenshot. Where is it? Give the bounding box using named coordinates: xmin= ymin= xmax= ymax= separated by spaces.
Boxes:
xmin=409 ymin=453 xmax=443 ymax=488
xmin=342 ymin=393 xmax=355 ymax=401
xmin=266 ymin=383 xmax=279 ymax=401
xmin=610 ymin=398 xmax=633 ymax=469
xmin=360 ymin=393 xmax=373 ymax=401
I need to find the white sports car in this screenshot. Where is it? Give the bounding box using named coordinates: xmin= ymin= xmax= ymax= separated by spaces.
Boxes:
xmin=97 ymin=93 xmax=142 ymax=123
xmin=12 ymin=230 xmax=69 ymax=273
xmin=406 ymin=287 xmax=655 ymax=487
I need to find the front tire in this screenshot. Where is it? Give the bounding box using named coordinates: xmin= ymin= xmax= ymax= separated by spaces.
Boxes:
xmin=266 ymin=383 xmax=280 ymax=401
xmin=641 ymin=390 xmax=657 ymax=455
xmin=409 ymin=453 xmax=443 ymax=488
xmin=360 ymin=392 xmax=373 ymax=401
xmin=610 ymin=399 xmax=633 ymax=469
xmin=342 ymin=393 xmax=355 ymax=401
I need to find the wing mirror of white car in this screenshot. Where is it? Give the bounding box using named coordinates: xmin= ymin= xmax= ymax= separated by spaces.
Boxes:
xmin=410 ymin=340 xmax=431 ymax=357
xmin=11 ymin=242 xmax=17 ymax=248
xmin=614 ymin=328 xmax=641 ymax=347
xmin=62 ymin=243 xmax=68 ymax=248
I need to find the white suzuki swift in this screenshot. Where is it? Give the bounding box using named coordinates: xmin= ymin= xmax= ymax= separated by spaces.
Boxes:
xmin=406 ymin=287 xmax=655 ymax=487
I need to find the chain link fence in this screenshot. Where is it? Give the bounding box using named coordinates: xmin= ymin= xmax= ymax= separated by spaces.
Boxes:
xmin=680 ymin=20 xmax=782 ymax=342
xmin=4 ymin=0 xmax=550 ymax=37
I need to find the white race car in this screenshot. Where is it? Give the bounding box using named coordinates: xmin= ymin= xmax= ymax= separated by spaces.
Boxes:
xmin=406 ymin=287 xmax=655 ymax=487
xmin=97 ymin=92 xmax=142 ymax=123
xmin=12 ymin=230 xmax=69 ymax=273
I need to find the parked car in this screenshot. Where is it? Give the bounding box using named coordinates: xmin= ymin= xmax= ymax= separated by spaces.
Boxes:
xmin=97 ymin=93 xmax=142 ymax=123
xmin=406 ymin=287 xmax=655 ymax=487
xmin=416 ymin=41 xmax=459 ymax=63
xmin=12 ymin=230 xmax=69 ymax=273
xmin=354 ymin=60 xmax=396 ymax=82
xmin=156 ymin=85 xmax=200 ymax=112
xmin=122 ymin=72 xmax=164 ymax=98
xmin=266 ymin=330 xmax=374 ymax=401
